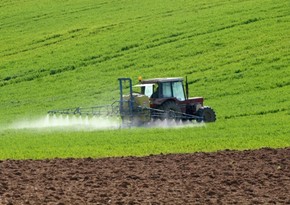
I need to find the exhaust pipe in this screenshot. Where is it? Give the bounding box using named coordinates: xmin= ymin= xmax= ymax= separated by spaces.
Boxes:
xmin=185 ymin=76 xmax=189 ymax=100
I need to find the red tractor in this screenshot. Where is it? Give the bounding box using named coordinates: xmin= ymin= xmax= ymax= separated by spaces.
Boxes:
xmin=119 ymin=77 xmax=216 ymax=125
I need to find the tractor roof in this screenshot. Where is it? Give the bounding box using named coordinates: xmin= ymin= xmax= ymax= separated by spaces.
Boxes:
xmin=141 ymin=77 xmax=183 ymax=84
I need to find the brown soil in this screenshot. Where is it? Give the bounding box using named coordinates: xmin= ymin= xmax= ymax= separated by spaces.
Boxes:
xmin=0 ymin=147 xmax=290 ymax=205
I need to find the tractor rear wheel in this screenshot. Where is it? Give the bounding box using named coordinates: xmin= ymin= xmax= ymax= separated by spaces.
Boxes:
xmin=158 ymin=101 xmax=182 ymax=120
xmin=197 ymin=107 xmax=216 ymax=122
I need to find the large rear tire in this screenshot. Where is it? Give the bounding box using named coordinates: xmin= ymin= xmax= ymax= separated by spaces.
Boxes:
xmin=158 ymin=101 xmax=182 ymax=120
xmin=197 ymin=107 xmax=216 ymax=122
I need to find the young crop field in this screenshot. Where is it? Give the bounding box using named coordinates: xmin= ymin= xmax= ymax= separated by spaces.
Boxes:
xmin=0 ymin=0 xmax=289 ymax=160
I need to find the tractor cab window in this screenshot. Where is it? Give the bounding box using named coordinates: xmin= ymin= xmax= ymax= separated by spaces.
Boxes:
xmin=162 ymin=82 xmax=172 ymax=98
xmin=172 ymin=82 xmax=185 ymax=101
xmin=138 ymin=84 xmax=153 ymax=98
xmin=151 ymin=84 xmax=159 ymax=98
xmin=144 ymin=84 xmax=153 ymax=97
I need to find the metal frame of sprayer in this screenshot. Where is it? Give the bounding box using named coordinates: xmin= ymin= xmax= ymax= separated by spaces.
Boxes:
xmin=47 ymin=78 xmax=136 ymax=125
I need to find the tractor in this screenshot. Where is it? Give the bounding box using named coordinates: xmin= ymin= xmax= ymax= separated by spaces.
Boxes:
xmin=48 ymin=77 xmax=216 ymax=127
xmin=119 ymin=77 xmax=216 ymax=126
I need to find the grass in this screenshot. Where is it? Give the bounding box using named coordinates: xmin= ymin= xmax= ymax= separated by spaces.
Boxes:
xmin=0 ymin=112 xmax=289 ymax=160
xmin=0 ymin=0 xmax=289 ymax=159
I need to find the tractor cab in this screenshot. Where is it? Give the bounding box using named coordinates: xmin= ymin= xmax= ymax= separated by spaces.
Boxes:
xmin=150 ymin=78 xmax=185 ymax=101
xmin=139 ymin=78 xmax=187 ymax=106
xmin=134 ymin=77 xmax=216 ymax=122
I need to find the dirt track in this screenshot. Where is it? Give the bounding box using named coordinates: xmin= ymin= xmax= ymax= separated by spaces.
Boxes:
xmin=0 ymin=148 xmax=290 ymax=205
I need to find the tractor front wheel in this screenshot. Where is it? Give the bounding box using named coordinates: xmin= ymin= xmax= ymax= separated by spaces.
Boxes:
xmin=197 ymin=107 xmax=216 ymax=122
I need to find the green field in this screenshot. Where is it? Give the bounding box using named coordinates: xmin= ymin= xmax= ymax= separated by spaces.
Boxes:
xmin=0 ymin=0 xmax=289 ymax=160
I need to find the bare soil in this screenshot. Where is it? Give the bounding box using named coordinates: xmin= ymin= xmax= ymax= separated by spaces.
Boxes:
xmin=1 ymin=147 xmax=290 ymax=205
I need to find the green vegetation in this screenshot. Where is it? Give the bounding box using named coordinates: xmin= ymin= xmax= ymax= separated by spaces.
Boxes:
xmin=0 ymin=114 xmax=289 ymax=160
xmin=0 ymin=0 xmax=289 ymax=159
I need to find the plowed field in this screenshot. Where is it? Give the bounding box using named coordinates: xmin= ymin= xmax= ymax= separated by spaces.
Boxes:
xmin=1 ymin=148 xmax=290 ymax=204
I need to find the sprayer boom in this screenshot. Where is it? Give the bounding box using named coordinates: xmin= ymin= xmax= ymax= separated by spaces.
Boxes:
xmin=48 ymin=102 xmax=120 ymax=117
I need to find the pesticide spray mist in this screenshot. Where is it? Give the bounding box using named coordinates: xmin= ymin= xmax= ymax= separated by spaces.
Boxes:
xmin=8 ymin=114 xmax=120 ymax=131
xmin=5 ymin=114 xmax=205 ymax=131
